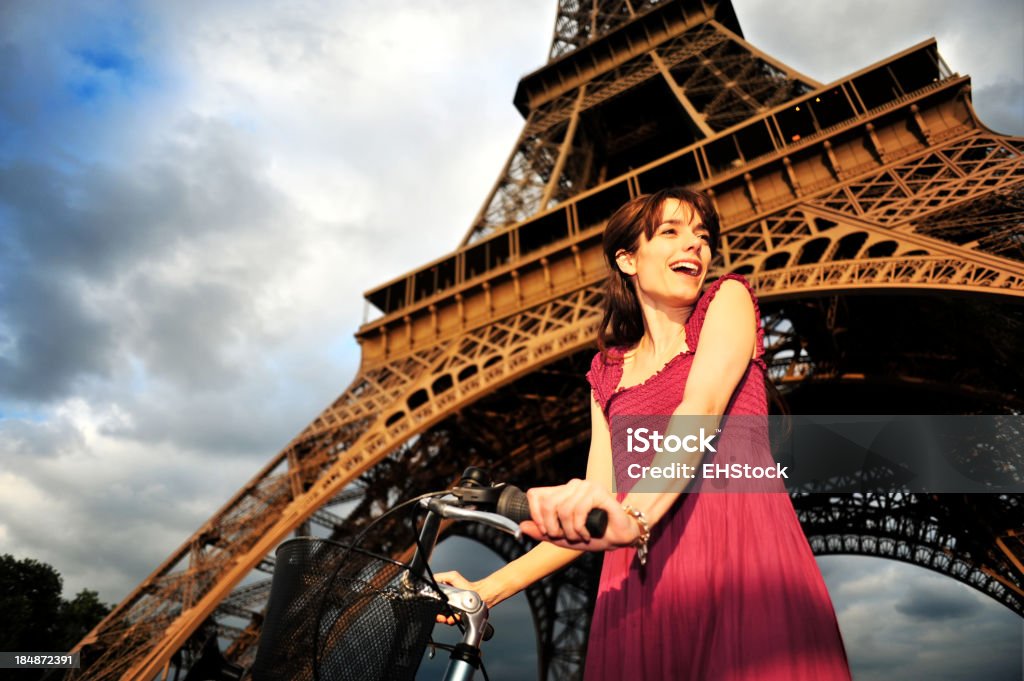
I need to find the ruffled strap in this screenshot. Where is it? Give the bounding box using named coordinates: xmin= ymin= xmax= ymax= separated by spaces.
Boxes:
xmin=684 ymin=273 xmax=767 ymax=370
xmin=587 ymin=350 xmax=616 ymax=412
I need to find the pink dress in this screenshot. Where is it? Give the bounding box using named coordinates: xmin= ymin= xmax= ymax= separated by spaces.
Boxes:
xmin=583 ymin=274 xmax=851 ymax=680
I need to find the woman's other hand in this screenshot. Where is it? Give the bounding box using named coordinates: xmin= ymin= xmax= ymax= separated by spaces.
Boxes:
xmin=433 ymin=570 xmax=503 ymax=625
xmin=520 ymin=478 xmax=640 ymax=551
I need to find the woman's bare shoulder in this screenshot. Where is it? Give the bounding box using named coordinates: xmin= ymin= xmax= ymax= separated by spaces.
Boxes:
xmin=705 ymin=278 xmax=756 ymax=319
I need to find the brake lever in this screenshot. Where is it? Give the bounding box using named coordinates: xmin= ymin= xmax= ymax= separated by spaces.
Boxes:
xmin=422 ymin=496 xmax=522 ymax=539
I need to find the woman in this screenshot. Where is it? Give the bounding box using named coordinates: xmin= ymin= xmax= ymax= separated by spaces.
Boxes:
xmin=436 ymin=188 xmax=851 ymax=680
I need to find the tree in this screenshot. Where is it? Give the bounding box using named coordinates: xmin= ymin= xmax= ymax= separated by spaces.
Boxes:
xmin=0 ymin=554 xmax=63 ymax=651
xmin=0 ymin=554 xmax=111 ymax=681
xmin=55 ymin=589 xmax=110 ymax=650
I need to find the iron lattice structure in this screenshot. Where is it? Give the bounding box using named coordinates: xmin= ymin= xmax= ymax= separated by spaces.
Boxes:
xmin=71 ymin=1 xmax=1024 ymax=679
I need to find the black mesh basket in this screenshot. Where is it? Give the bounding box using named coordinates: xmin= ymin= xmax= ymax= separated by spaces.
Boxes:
xmin=251 ymin=537 xmax=444 ymax=681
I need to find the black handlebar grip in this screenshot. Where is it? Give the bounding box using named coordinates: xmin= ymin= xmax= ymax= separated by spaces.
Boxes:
xmin=586 ymin=507 xmax=609 ymax=538
xmin=497 ymin=485 xmax=608 ymax=539
xmin=496 ymin=485 xmax=532 ymax=523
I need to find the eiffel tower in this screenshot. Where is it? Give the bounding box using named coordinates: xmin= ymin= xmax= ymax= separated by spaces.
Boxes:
xmin=71 ymin=1 xmax=1024 ymax=679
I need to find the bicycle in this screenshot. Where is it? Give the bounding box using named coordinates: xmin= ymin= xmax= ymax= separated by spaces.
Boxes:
xmin=250 ymin=467 xmax=607 ymax=681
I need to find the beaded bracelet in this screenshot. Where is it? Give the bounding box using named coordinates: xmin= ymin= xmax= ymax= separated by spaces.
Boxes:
xmin=621 ymin=504 xmax=651 ymax=566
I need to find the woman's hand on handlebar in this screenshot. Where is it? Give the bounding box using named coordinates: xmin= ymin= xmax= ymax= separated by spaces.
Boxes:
xmin=432 ymin=570 xmax=503 ymax=625
xmin=521 ymin=478 xmax=640 ymax=551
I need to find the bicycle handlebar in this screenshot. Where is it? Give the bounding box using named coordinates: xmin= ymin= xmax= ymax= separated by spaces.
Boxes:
xmin=422 ymin=486 xmax=609 ymax=540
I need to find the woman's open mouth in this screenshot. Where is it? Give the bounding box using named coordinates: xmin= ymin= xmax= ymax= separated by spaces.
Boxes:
xmin=669 ymin=260 xmax=702 ymax=277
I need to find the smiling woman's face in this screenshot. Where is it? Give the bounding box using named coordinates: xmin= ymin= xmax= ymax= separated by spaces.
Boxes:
xmin=615 ymin=197 xmax=712 ymax=308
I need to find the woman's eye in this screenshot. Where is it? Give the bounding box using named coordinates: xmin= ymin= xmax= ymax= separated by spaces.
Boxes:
xmin=659 ymin=227 xmax=677 ymax=236
xmin=697 ymin=233 xmax=710 ymax=242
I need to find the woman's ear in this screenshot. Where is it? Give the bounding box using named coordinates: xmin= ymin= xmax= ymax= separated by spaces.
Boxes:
xmin=615 ymin=249 xmax=637 ymax=276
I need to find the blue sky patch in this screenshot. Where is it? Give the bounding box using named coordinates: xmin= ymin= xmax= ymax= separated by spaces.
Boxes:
xmin=67 ymin=46 xmax=139 ymax=103
xmin=61 ymin=7 xmax=150 ymax=106
xmin=75 ymin=46 xmax=136 ymax=77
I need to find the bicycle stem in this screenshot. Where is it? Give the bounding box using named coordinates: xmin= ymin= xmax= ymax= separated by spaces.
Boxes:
xmin=408 ymin=501 xmax=444 ymax=578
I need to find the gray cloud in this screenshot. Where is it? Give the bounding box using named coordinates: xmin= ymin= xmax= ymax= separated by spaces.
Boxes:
xmin=0 ymin=266 xmax=114 ymax=401
xmin=974 ymin=80 xmax=1024 ymax=136
xmin=0 ymin=128 xmax=284 ymax=400
xmin=0 ymin=393 xmax=280 ymax=598
xmin=819 ymin=556 xmax=1022 ymax=681
xmin=894 ymin=580 xmax=983 ymax=620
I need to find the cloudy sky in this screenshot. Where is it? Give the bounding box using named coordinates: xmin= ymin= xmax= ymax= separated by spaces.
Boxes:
xmin=0 ymin=0 xmax=1020 ymax=678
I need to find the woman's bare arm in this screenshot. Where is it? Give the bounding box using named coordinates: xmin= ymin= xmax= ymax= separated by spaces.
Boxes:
xmin=434 ymin=394 xmax=615 ymax=611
